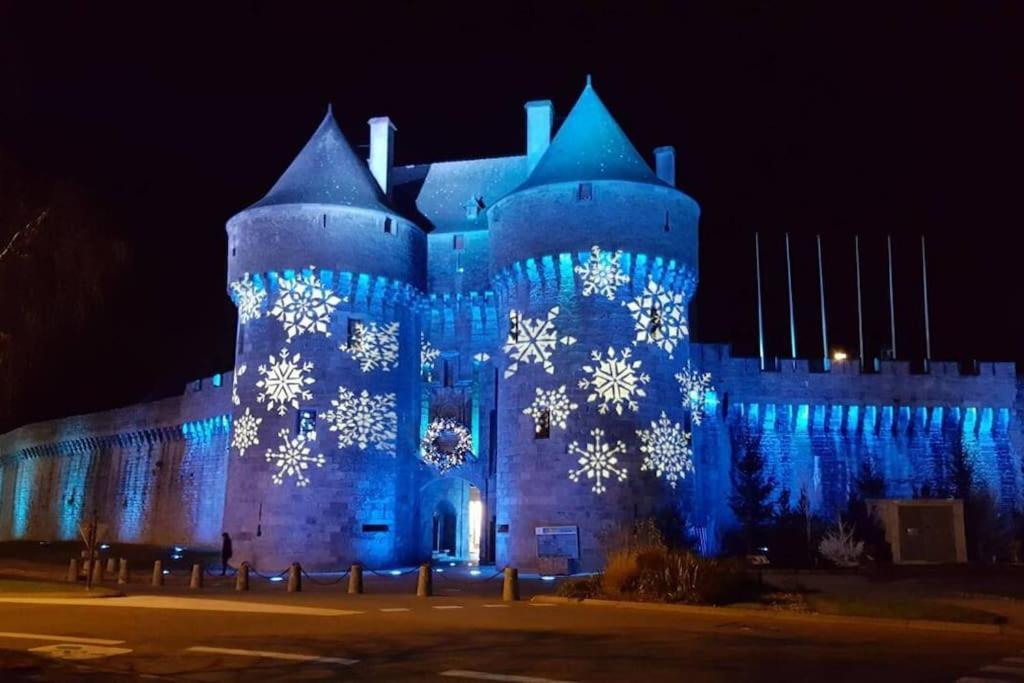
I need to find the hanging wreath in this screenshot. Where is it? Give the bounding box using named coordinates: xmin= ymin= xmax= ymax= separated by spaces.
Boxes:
xmin=421 ymin=417 xmax=473 ymax=474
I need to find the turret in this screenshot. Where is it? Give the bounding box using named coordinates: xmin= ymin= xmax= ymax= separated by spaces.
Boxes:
xmin=223 ymin=107 xmax=426 ymax=570
xmin=487 ymin=79 xmax=701 ymax=571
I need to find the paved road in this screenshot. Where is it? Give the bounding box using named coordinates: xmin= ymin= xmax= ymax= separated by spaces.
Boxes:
xmin=0 ymin=591 xmax=1020 ymax=682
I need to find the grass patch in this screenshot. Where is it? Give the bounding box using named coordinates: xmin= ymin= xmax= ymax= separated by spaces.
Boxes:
xmin=805 ymin=595 xmax=1003 ymax=624
xmin=0 ymin=579 xmax=117 ymax=596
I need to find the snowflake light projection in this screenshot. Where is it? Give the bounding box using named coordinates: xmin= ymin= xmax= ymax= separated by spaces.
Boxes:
xmin=625 ymin=278 xmax=689 ymax=357
xmin=340 ymin=321 xmax=400 ymax=373
xmin=255 ymin=348 xmax=315 ymax=416
xmin=473 ymin=352 xmax=491 ymax=363
xmin=265 ymin=428 xmax=325 ymax=487
xmin=420 ymin=418 xmax=473 ymax=474
xmin=637 ymin=411 xmax=694 ymax=489
xmin=269 ymin=268 xmax=344 ymax=342
xmin=502 ymin=306 xmax=577 ymax=379
xmin=420 ymin=334 xmax=441 ymax=369
xmin=323 ymin=386 xmax=397 ymax=455
xmin=567 ymin=428 xmax=628 ymax=495
xmin=231 ymin=407 xmax=262 ymax=457
xmin=674 ymin=362 xmax=715 ymax=426
xmin=578 ymin=347 xmax=650 ymax=415
xmin=231 ymin=274 xmax=266 ymax=324
xmin=522 ymin=385 xmax=578 ymax=433
xmin=574 ymin=245 xmax=630 ymax=301
xmin=231 ymin=363 xmax=247 ymax=406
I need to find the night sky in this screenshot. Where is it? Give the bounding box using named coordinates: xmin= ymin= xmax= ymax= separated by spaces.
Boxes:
xmin=1 ymin=2 xmax=1021 ymax=431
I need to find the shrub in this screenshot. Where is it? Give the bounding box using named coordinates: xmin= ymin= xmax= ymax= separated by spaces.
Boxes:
xmin=635 ymin=550 xmax=748 ymax=604
xmin=818 ymin=518 xmax=864 ymax=568
xmin=556 ymin=575 xmax=602 ymax=599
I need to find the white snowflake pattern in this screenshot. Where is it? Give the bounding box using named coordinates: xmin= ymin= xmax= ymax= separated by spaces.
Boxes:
xmin=625 ymin=278 xmax=689 ymax=357
xmin=323 ymin=386 xmax=397 ymax=455
xmin=578 ymin=346 xmax=650 ymax=415
xmin=420 ymin=334 xmax=441 ymax=368
xmin=637 ymin=411 xmax=694 ymax=489
xmin=340 ymin=320 xmax=400 ymax=372
xmin=502 ymin=306 xmax=577 ymax=379
xmin=265 ymin=428 xmax=325 ymax=487
xmin=255 ymin=348 xmax=315 ymax=416
xmin=231 ymin=363 xmax=247 ymax=406
xmin=269 ymin=268 xmax=345 ymax=342
xmin=473 ymin=352 xmax=491 ymax=363
xmin=522 ymin=385 xmax=578 ymax=433
xmin=568 ymin=428 xmax=628 ymax=495
xmin=575 ymin=245 xmax=631 ymax=300
xmin=230 ymin=273 xmax=266 ymax=324
xmin=231 ymin=407 xmax=262 ymax=456
xmin=675 ymin=362 xmax=715 ymax=426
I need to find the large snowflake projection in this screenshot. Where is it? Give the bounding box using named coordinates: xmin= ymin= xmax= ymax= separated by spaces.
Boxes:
xmin=502 ymin=306 xmax=577 ymax=379
xmin=231 ymin=274 xmax=266 ymax=324
xmin=255 ymin=348 xmax=315 ymax=416
xmin=624 ymin=278 xmax=689 ymax=357
xmin=231 ymin=407 xmax=262 ymax=457
xmin=578 ymin=347 xmax=650 ymax=415
xmin=522 ymin=385 xmax=578 ymax=433
xmin=674 ymin=362 xmax=715 ymax=426
xmin=637 ymin=411 xmax=694 ymax=489
xmin=420 ymin=334 xmax=441 ymax=369
xmin=265 ymin=428 xmax=325 ymax=487
xmin=421 ymin=418 xmax=473 ymax=474
xmin=574 ymin=245 xmax=630 ymax=301
xmin=269 ymin=269 xmax=344 ymax=342
xmin=323 ymin=386 xmax=397 ymax=455
xmin=567 ymin=428 xmax=628 ymax=495
xmin=340 ymin=321 xmax=400 ymax=373
xmin=231 ymin=363 xmax=247 ymax=406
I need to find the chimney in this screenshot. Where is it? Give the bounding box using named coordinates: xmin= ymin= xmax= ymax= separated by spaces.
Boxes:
xmin=367 ymin=116 xmax=396 ymax=197
xmin=525 ymin=100 xmax=553 ymax=173
xmin=654 ymin=146 xmax=676 ymax=187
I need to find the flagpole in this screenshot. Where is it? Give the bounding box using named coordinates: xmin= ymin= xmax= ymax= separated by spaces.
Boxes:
xmin=785 ymin=233 xmax=797 ymax=367
xmin=921 ymin=235 xmax=932 ymax=362
xmin=817 ymin=234 xmax=829 ymax=368
xmin=755 ymin=233 xmax=766 ymax=371
xmin=855 ymin=235 xmax=865 ymax=371
xmin=887 ymin=234 xmax=897 ymax=359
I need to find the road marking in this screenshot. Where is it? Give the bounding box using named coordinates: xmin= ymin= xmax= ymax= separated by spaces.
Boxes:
xmin=29 ymin=644 xmax=132 ymax=661
xmin=440 ymin=670 xmax=577 ymax=683
xmin=1005 ymin=657 xmax=1024 ymax=664
xmin=482 ymin=604 xmax=509 ymax=608
xmin=528 ymin=603 xmax=556 ymax=607
xmin=0 ymin=631 xmax=125 ymax=645
xmin=379 ymin=608 xmax=411 ymax=612
xmin=956 ymin=678 xmax=1013 ymax=683
xmin=185 ymin=646 xmax=357 ymax=666
xmin=981 ymin=665 xmax=1024 ymax=675
xmin=0 ymin=596 xmax=360 ymax=617
xmin=432 ymin=605 xmax=464 ymax=610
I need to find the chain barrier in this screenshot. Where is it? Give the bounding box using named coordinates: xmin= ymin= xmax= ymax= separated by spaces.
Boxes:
xmin=367 ymin=567 xmax=419 ymax=578
xmin=431 ymin=565 xmax=507 ymax=588
xmin=299 ymin=568 xmax=350 ymax=586
xmin=204 ymin=565 xmax=238 ymax=578
xmin=248 ymin=566 xmax=290 ymax=580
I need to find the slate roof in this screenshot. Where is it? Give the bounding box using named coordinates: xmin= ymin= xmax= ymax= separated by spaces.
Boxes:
xmin=249 ymin=107 xmax=396 ymax=215
xmin=515 ymin=78 xmax=665 ymax=193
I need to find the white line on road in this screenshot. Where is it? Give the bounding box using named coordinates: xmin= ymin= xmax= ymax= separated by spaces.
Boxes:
xmin=185 ymin=646 xmax=357 ymax=666
xmin=482 ymin=604 xmax=509 ymax=608
xmin=956 ymin=678 xmax=1013 ymax=683
xmin=432 ymin=605 xmax=464 ymax=610
xmin=1005 ymin=657 xmax=1024 ymax=664
xmin=0 ymin=631 xmax=125 ymax=645
xmin=0 ymin=596 xmax=360 ymax=617
xmin=440 ymin=670 xmax=577 ymax=683
xmin=379 ymin=608 xmax=411 ymax=612
xmin=982 ymin=665 xmax=1024 ymax=675
xmin=528 ymin=603 xmax=556 ymax=607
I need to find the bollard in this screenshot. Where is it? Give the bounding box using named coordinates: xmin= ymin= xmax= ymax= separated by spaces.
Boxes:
xmin=235 ymin=562 xmax=250 ymax=591
xmin=67 ymin=558 xmax=79 ymax=583
xmin=106 ymin=557 xmax=116 ymax=575
xmin=189 ymin=563 xmax=203 ymax=589
xmin=117 ymin=558 xmax=129 ymax=585
xmin=502 ymin=567 xmax=520 ymax=602
xmin=348 ymin=563 xmax=363 ymax=594
xmin=416 ymin=564 xmax=432 ymax=597
xmin=287 ymin=563 xmax=302 ymax=593
xmin=91 ymin=558 xmax=105 ymax=585
xmin=152 ymin=560 xmax=163 ymax=587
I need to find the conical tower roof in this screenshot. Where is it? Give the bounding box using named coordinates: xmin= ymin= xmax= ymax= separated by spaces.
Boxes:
xmin=515 ymin=77 xmax=665 ymax=193
xmin=249 ymin=106 xmax=394 ymax=214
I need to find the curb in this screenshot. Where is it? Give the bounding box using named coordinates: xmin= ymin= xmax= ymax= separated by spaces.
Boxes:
xmin=530 ymin=595 xmax=1005 ymax=635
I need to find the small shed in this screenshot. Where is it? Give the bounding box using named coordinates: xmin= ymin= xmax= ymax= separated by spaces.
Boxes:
xmin=867 ymin=499 xmax=967 ymax=564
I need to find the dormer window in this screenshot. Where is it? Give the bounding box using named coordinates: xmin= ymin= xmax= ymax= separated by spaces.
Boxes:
xmin=384 ymin=217 xmax=394 ymax=235
xmin=466 ymin=196 xmax=485 ymax=219
xmin=577 ymin=183 xmax=593 ymax=201
xmin=347 ymin=318 xmax=364 ymax=350
xmin=453 ymin=234 xmax=465 ymax=250
xmin=508 ymin=311 xmax=520 ymax=342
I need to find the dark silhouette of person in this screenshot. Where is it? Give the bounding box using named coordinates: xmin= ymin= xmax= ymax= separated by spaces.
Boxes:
xmin=221 ymin=532 xmax=233 ymax=575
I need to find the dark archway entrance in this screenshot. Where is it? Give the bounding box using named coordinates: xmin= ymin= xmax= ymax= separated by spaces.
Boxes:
xmin=432 ymin=500 xmax=457 ymax=555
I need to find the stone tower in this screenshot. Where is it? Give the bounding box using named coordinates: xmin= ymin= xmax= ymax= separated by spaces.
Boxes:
xmin=222 ymin=108 xmax=425 ymax=570
xmin=488 ymin=79 xmax=701 ymax=571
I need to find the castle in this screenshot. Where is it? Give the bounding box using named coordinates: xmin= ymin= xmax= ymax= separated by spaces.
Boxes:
xmin=0 ymin=80 xmax=1020 ymax=571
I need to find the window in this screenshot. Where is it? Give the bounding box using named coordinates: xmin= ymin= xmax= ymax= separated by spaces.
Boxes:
xmin=663 ymin=210 xmax=671 ymax=232
xmin=443 ymin=359 xmax=454 ymax=387
xmin=508 ymin=311 xmax=520 ymax=342
xmin=384 ymin=217 xmax=394 ymax=235
xmin=347 ymin=318 xmax=363 ymax=349
xmin=577 ymin=182 xmax=593 ymax=201
xmin=535 ymin=410 xmax=551 ymax=440
xmin=237 ymin=325 xmax=246 ymax=354
xmin=297 ymin=409 xmax=316 ymax=435
xmin=453 ymin=234 xmax=465 ymax=250
xmin=212 ymin=374 xmax=223 ymax=388
xmin=466 ymin=196 xmax=485 ymax=219
xmin=322 ymin=213 xmax=327 ymax=228
xmin=362 ymin=524 xmax=389 ymax=532
xmin=648 ymin=303 xmax=662 ymax=335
